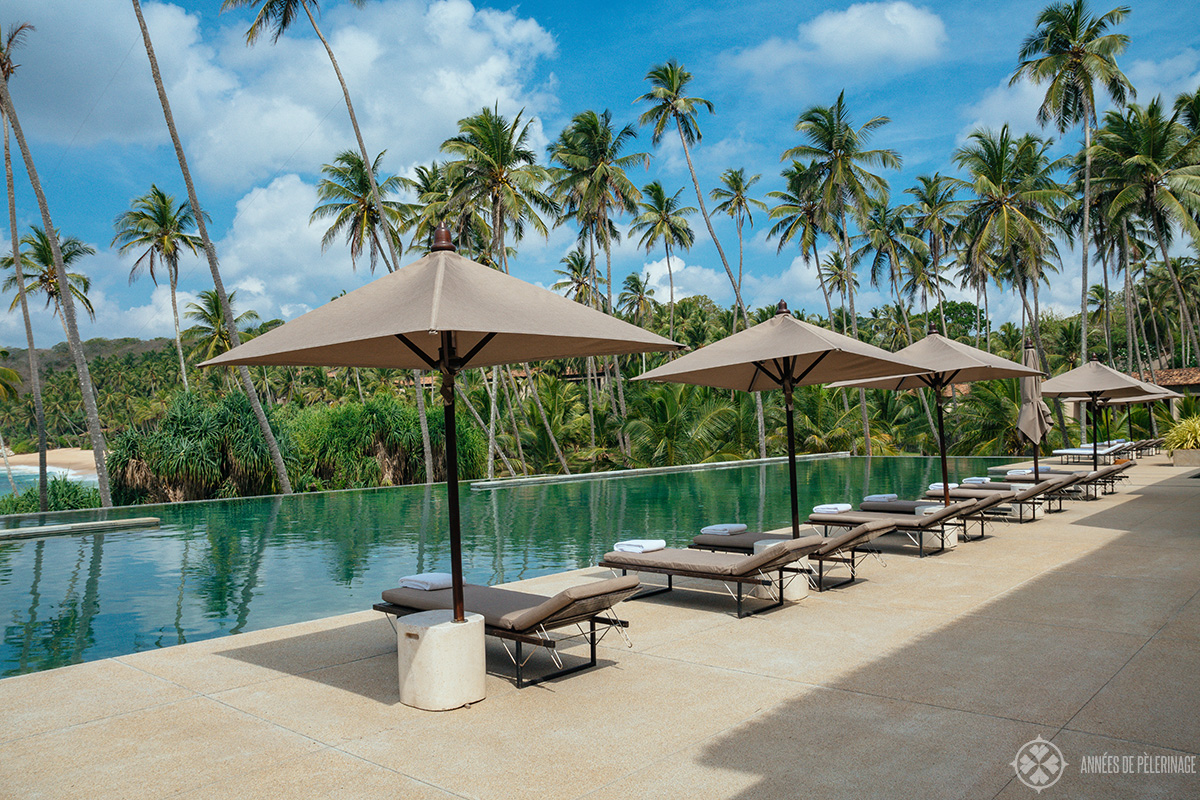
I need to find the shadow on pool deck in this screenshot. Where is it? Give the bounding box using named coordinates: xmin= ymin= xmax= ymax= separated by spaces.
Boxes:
xmin=669 ymin=478 xmax=1200 ymax=800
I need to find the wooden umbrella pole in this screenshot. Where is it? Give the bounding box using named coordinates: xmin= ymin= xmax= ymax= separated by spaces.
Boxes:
xmin=440 ymin=331 xmax=466 ymax=623
xmin=784 ymin=379 xmax=799 ymax=538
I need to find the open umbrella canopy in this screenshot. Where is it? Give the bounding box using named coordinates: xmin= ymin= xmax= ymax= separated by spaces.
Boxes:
xmin=830 ymin=331 xmax=1043 ymax=392
xmin=202 ymin=242 xmax=677 ymax=372
xmin=203 ymin=226 xmax=682 ymax=622
xmin=637 ymin=302 xmax=931 ymax=538
xmin=829 ymin=330 xmax=1043 ymax=506
xmin=1039 ymin=360 xmax=1150 ymax=400
xmin=638 ymin=303 xmax=930 ymax=391
xmin=1040 ymin=359 xmax=1151 ymax=471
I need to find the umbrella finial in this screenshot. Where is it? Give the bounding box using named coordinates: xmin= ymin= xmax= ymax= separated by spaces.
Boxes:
xmin=928 ymin=322 xmax=938 ymax=336
xmin=431 ymin=223 xmax=455 ymax=253
xmin=775 ymin=300 xmax=790 ymax=316
xmin=1025 ymin=338 xmax=1035 ymax=349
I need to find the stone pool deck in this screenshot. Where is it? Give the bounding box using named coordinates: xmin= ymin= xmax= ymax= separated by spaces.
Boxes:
xmin=2 ymin=457 xmax=1198 ymax=799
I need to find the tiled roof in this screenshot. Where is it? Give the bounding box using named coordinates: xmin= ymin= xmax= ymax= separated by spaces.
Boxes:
xmin=1129 ymin=367 xmax=1200 ymax=387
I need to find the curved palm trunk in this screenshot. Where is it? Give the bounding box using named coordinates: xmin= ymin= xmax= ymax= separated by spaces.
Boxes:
xmin=840 ymin=214 xmax=872 ymax=458
xmin=131 ymin=0 xmax=290 ymax=494
xmin=523 ymin=365 xmax=570 ymax=473
xmin=675 ymin=122 xmax=746 ymax=313
xmin=485 ymin=367 xmax=499 ymax=479
xmin=0 ymin=76 xmax=111 ymax=506
xmin=299 ymin=1 xmax=435 ymax=482
xmin=1080 ymin=122 xmax=1092 ymax=363
xmin=1101 ymin=250 xmax=1113 ymax=365
xmin=4 ymin=116 xmax=46 ymax=510
xmin=1153 ymin=222 xmax=1200 ymax=367
xmin=664 ymin=243 xmax=676 ymax=342
xmin=601 ymin=222 xmax=631 ymax=456
xmin=412 ymin=373 xmax=434 ymax=481
xmin=167 ymin=260 xmax=189 ymax=391
xmin=0 ymin=430 xmax=15 ymax=493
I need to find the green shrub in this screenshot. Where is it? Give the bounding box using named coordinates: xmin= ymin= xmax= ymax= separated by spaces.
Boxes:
xmin=1164 ymin=415 xmax=1200 ymax=451
xmin=0 ymin=477 xmax=102 ymax=515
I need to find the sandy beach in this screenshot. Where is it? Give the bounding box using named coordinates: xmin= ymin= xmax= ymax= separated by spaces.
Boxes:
xmin=6 ymin=448 xmax=100 ymax=478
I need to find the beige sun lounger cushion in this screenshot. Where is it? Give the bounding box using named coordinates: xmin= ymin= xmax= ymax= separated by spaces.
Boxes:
xmin=809 ymin=498 xmax=976 ymax=528
xmin=692 ymin=526 xmax=821 ymax=551
xmin=604 ymin=534 xmax=825 ymax=576
xmin=381 ymin=575 xmax=639 ymax=632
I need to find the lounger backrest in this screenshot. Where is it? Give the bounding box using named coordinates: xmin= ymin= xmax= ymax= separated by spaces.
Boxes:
xmin=859 ymin=500 xmax=927 ymax=514
xmin=817 ymin=520 xmax=894 ymax=555
xmin=914 ymin=499 xmax=976 ymax=523
xmin=1013 ymin=479 xmax=1059 ymax=500
xmin=500 ymin=575 xmax=640 ymax=631
xmin=731 ymin=534 xmax=825 ymax=575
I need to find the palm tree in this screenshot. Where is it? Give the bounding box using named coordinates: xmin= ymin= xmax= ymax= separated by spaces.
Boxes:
xmin=637 ymin=61 xmax=746 ymax=316
xmin=552 ymin=246 xmax=604 ymax=308
xmin=0 ymin=54 xmax=112 ymax=505
xmin=112 ymin=185 xmax=202 ymax=391
xmin=1011 ymin=0 xmax=1134 ymax=363
xmin=783 ymin=91 xmax=901 ymax=456
xmin=617 ymin=272 xmax=656 ymax=328
xmin=710 ymin=168 xmax=767 ymax=332
xmin=441 ymin=105 xmax=566 ymax=478
xmin=630 ymin=181 xmax=695 ymax=341
xmin=904 ymin=173 xmax=962 ymax=333
xmin=130 ymin=0 xmax=292 ymax=494
xmin=0 ymin=348 xmax=21 ymax=492
xmin=184 ymin=289 xmax=260 ymax=363
xmin=1 ymin=20 xmax=46 ymax=509
xmin=1093 ymin=98 xmax=1200 ymax=366
xmin=310 ymin=149 xmax=409 ymax=273
xmin=3 ymin=228 xmax=96 ymax=330
xmin=767 ymin=163 xmax=838 ymax=330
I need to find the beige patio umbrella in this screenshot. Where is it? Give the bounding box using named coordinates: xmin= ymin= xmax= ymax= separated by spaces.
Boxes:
xmin=636 ymin=301 xmax=931 ymax=537
xmin=1095 ymin=380 xmax=1181 ymax=443
xmin=831 ymin=327 xmax=1043 ymax=506
xmin=1039 ymin=357 xmax=1150 ymax=471
xmin=204 ymin=226 xmax=681 ymax=621
xmin=1017 ymin=340 xmax=1053 ymax=480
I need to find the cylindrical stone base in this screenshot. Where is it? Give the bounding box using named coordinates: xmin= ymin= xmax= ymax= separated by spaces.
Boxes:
xmin=396 ymin=609 xmax=486 ymax=711
xmin=752 ymin=542 xmax=809 ymax=601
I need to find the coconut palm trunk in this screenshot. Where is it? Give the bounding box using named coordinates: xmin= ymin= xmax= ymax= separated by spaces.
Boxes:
xmin=167 ymin=256 xmax=189 ymax=391
xmin=0 ymin=76 xmax=111 ymax=506
xmin=3 ymin=113 xmax=46 ymax=510
xmin=1080 ymin=121 xmax=1092 ymax=362
xmin=130 ymin=0 xmax=291 ymax=494
xmin=840 ymin=216 xmax=873 ymax=457
xmin=1152 ymin=220 xmax=1200 ymax=366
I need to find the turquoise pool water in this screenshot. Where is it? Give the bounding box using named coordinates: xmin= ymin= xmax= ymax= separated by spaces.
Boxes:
xmin=0 ymin=455 xmax=1008 ymax=676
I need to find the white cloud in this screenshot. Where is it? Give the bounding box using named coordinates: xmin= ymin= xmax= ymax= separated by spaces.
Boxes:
xmin=7 ymin=0 xmax=557 ymax=189
xmin=730 ymin=2 xmax=946 ymax=81
xmin=641 ymin=256 xmax=730 ymax=305
xmin=957 ymin=78 xmax=1047 ymax=142
xmin=1126 ymin=49 xmax=1200 ymax=105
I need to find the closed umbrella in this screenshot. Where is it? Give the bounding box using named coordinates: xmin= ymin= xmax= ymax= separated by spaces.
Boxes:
xmin=204 ymin=225 xmax=681 ymax=621
xmin=1017 ymin=339 xmax=1053 ymax=480
xmin=637 ymin=301 xmax=931 ymax=537
xmin=1039 ymin=357 xmax=1149 ymax=472
xmin=832 ymin=327 xmax=1043 ymax=506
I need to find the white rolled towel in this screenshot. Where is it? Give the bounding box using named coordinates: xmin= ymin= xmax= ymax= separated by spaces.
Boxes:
xmin=929 ymin=483 xmax=959 ymax=491
xmin=700 ymin=523 xmax=747 ymax=535
xmin=863 ymin=493 xmax=898 ymax=502
xmin=399 ymin=572 xmax=454 ymax=591
xmin=813 ymin=503 xmax=852 ymax=514
xmin=1007 ymin=469 xmax=1033 ymax=476
xmin=915 ymin=505 xmax=942 ymax=516
xmin=614 ymin=539 xmax=666 ymax=553
xmin=963 ymin=477 xmax=991 ymax=484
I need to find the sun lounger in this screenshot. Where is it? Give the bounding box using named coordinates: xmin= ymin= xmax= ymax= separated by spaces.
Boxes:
xmin=807 ymin=498 xmax=977 ymax=557
xmin=374 ymin=575 xmax=640 ymax=688
xmin=598 ymin=535 xmax=825 ymax=618
xmin=688 ymin=521 xmax=896 ymax=591
xmin=1052 ymin=441 xmax=1129 ymax=465
xmin=925 ymin=477 xmax=1068 ymax=522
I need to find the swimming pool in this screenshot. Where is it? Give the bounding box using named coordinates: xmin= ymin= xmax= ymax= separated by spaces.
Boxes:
xmin=0 ymin=455 xmax=1009 ymax=676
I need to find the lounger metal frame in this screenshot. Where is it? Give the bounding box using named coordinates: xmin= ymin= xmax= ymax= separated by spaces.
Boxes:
xmin=373 ymin=599 xmax=631 ymax=689
xmin=598 ymin=563 xmax=789 ymax=618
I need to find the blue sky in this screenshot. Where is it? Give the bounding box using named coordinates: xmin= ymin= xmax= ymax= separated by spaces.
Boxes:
xmin=2 ymin=0 xmax=1198 ymax=349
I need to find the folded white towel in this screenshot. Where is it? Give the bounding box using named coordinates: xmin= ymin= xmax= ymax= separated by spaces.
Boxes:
xmin=614 ymin=539 xmax=666 ymax=553
xmin=1007 ymin=469 xmax=1033 ymax=475
xmin=813 ymin=503 xmax=852 ymax=514
xmin=915 ymin=505 xmax=942 ymax=516
xmin=863 ymin=493 xmax=898 ymax=502
xmin=700 ymin=523 xmax=747 ymax=535
xmin=929 ymin=483 xmax=959 ymax=491
xmin=963 ymin=477 xmax=991 ymax=484
xmin=398 ymin=572 xmax=454 ymax=591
